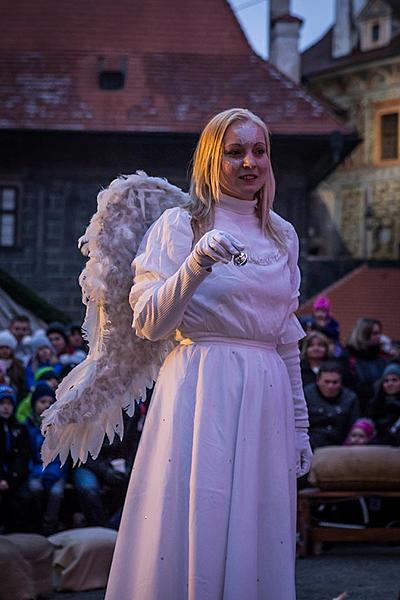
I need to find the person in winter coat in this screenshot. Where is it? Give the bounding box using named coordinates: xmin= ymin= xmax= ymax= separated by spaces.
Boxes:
xmin=304 ymin=362 xmax=361 ymax=449
xmin=367 ymin=362 xmax=400 ymax=446
xmin=300 ymin=331 xmax=331 ymax=388
xmin=25 ymin=332 xmax=63 ymax=390
xmin=0 ymin=330 xmax=28 ymax=404
xmin=301 ymin=296 xmax=342 ymax=357
xmin=16 ymin=367 xmax=59 ymax=424
xmin=342 ymin=317 xmax=388 ymax=413
xmin=24 ymin=383 xmax=68 ymax=535
xmin=0 ymin=384 xmax=31 ymax=532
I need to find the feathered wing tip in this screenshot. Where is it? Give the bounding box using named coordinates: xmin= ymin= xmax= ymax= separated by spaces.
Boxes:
xmin=41 ymin=171 xmax=188 ymax=466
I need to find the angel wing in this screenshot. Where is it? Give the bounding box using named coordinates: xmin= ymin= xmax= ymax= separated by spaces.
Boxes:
xmin=41 ymin=171 xmax=188 ymax=465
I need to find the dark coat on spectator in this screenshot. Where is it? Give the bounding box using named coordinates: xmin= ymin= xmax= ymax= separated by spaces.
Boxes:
xmin=341 ymin=346 xmax=387 ymax=412
xmin=304 ymin=383 xmax=361 ymax=449
xmin=0 ymin=416 xmax=30 ymax=488
xmin=368 ymin=391 xmax=400 ymax=446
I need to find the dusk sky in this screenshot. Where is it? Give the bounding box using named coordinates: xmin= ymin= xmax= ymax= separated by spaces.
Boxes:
xmin=228 ymin=0 xmax=335 ymax=57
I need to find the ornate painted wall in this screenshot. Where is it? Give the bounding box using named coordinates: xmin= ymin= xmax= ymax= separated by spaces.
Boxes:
xmin=309 ymin=59 xmax=400 ymax=259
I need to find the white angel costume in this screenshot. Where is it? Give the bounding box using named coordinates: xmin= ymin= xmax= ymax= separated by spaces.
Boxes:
xmin=103 ymin=193 xmax=309 ymax=600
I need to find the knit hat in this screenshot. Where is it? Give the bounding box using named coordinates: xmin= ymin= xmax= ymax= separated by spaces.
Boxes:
xmin=30 ymin=334 xmax=53 ymax=356
xmin=382 ymin=362 xmax=400 ymax=379
xmin=46 ymin=322 xmax=68 ymax=343
xmin=312 ymin=296 xmax=331 ymax=314
xmin=34 ymin=366 xmax=58 ymax=383
xmin=0 ymin=384 xmax=16 ymax=404
xmin=30 ymin=383 xmax=56 ymax=408
xmin=344 ymin=418 xmax=376 ymax=445
xmin=0 ymin=330 xmax=17 ymax=351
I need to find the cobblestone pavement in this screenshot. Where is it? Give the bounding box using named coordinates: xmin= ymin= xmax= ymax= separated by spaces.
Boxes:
xmin=46 ymin=544 xmax=400 ymax=600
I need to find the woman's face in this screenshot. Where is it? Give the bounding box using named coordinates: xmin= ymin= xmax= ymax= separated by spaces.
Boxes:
xmin=48 ymin=332 xmax=66 ymax=354
xmin=369 ymin=323 xmax=382 ymax=346
xmin=220 ymin=120 xmax=269 ymax=200
xmin=383 ymin=374 xmax=400 ymax=395
xmin=307 ymin=338 xmax=327 ymax=360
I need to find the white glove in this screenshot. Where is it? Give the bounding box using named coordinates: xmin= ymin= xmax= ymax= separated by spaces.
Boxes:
xmin=295 ymin=429 xmax=313 ymax=478
xmin=192 ymin=229 xmax=244 ymax=269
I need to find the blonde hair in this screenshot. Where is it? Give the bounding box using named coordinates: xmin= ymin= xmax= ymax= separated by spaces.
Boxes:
xmin=187 ymin=108 xmax=285 ymax=246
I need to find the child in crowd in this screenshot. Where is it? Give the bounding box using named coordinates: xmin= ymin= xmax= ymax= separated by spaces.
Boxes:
xmin=0 ymin=385 xmax=31 ymax=532
xmin=302 ymin=296 xmax=342 ymax=357
xmin=0 ymin=330 xmax=28 ymax=404
xmin=300 ymin=331 xmax=330 ymax=387
xmin=25 ymin=332 xmax=63 ymax=389
xmin=24 ymin=383 xmax=69 ymax=535
xmin=16 ymin=367 xmax=59 ymax=424
xmin=343 ymin=418 xmax=376 ymax=446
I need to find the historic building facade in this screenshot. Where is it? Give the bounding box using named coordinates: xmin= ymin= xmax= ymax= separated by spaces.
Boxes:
xmin=302 ymin=0 xmax=400 ymax=261
xmin=0 ymin=0 xmax=357 ymax=319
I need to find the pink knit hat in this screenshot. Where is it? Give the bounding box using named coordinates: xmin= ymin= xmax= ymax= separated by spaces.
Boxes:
xmin=312 ymin=296 xmax=331 ymax=313
xmin=344 ymin=418 xmax=376 ymax=445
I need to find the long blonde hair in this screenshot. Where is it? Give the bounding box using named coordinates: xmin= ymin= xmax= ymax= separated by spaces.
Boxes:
xmin=188 ymin=108 xmax=285 ymax=246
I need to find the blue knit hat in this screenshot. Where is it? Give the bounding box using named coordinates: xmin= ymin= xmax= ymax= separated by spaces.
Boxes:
xmin=382 ymin=362 xmax=400 ymax=379
xmin=0 ymin=384 xmax=17 ymax=404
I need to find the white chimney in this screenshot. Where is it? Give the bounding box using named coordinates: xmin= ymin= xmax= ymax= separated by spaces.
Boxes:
xmin=269 ymin=11 xmax=303 ymax=83
xmin=333 ymin=0 xmax=355 ymax=58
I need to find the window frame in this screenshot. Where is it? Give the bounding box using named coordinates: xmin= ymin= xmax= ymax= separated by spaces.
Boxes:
xmin=374 ymin=99 xmax=400 ymax=167
xmin=0 ymin=185 xmax=20 ymax=249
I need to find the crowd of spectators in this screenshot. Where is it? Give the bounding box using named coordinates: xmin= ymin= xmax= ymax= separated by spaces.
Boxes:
xmin=0 ymin=315 xmax=147 ymax=536
xmin=1 ymin=302 xmax=399 ymax=535
xmin=299 ymin=297 xmax=400 ymax=526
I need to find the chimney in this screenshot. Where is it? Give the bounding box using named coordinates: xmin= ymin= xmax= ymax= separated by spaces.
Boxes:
xmin=332 ymin=0 xmax=355 ymax=58
xmin=269 ymin=1 xmax=303 ymax=84
xmin=270 ymin=0 xmax=290 ymax=20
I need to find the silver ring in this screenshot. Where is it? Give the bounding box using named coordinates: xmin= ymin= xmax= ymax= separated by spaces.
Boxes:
xmin=233 ymin=251 xmax=248 ymax=266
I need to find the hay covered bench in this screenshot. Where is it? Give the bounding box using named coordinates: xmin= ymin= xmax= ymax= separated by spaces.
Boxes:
xmin=297 ymin=446 xmax=400 ymax=556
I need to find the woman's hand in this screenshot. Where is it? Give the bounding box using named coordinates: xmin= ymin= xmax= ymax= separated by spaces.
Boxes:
xmin=191 ymin=229 xmax=244 ymax=269
xmin=295 ymin=429 xmax=313 ymax=478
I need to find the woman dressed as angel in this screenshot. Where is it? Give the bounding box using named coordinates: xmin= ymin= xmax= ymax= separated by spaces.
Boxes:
xmin=101 ymin=108 xmax=312 ymax=599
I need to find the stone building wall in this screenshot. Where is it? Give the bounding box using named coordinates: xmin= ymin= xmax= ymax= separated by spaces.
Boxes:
xmin=309 ymin=60 xmax=400 ymax=260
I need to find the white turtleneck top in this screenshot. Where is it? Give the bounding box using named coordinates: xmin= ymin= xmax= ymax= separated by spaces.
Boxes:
xmin=130 ymin=195 xmax=308 ymax=427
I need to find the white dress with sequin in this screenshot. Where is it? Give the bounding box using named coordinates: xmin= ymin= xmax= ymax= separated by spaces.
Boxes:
xmin=105 ymin=194 xmax=306 ymax=600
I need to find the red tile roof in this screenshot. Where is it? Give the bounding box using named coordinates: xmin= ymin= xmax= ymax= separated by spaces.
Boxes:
xmin=298 ymin=265 xmax=400 ymax=344
xmin=0 ymin=0 xmax=354 ymax=135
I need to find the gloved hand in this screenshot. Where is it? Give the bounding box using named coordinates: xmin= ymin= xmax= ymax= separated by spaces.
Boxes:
xmin=295 ymin=429 xmax=313 ymax=478
xmin=191 ymin=229 xmax=245 ymax=269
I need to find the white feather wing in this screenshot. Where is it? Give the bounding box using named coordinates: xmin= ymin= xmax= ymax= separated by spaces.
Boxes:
xmin=41 ymin=171 xmax=188 ymax=465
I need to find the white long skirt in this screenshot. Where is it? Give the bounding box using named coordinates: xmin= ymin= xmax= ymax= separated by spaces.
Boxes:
xmin=105 ymin=339 xmax=297 ymax=600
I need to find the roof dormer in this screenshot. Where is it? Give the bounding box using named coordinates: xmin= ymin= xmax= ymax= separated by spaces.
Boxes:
xmin=356 ymin=0 xmax=393 ymax=51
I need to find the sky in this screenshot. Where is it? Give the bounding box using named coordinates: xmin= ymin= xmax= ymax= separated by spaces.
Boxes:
xmin=228 ymin=0 xmax=335 ymax=58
